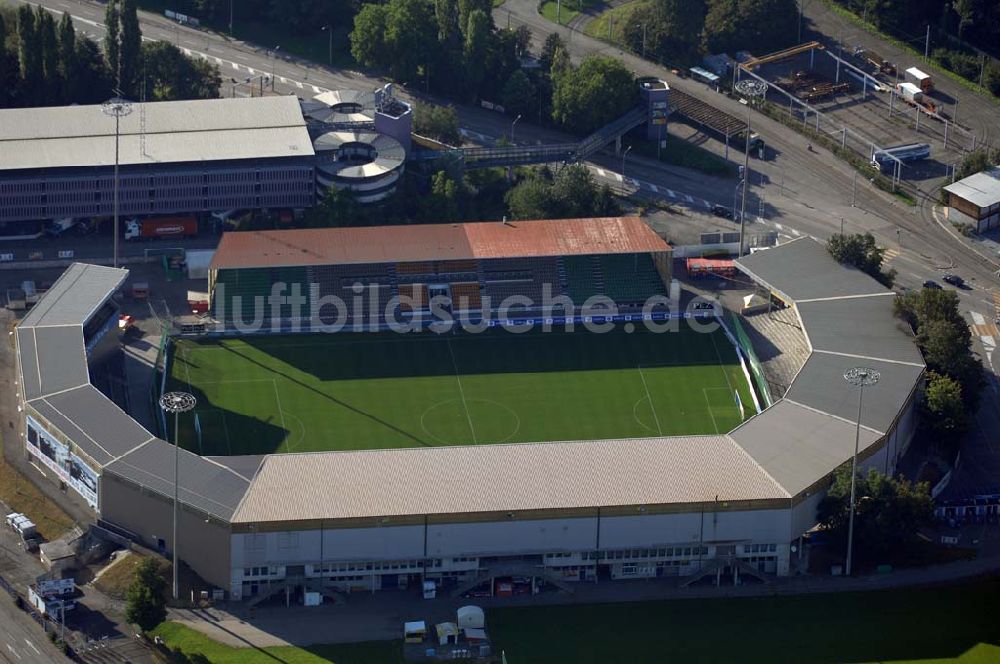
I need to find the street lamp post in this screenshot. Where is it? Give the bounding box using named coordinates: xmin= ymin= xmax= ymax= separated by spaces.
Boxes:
xmin=321 ymin=25 xmax=333 ymax=65
xmin=843 ymin=367 xmax=880 ymax=577
xmin=102 ymin=96 xmax=133 ymax=270
xmin=620 ymin=145 xmax=633 ymax=196
xmin=510 ymin=114 xmax=522 ymax=143
xmin=229 ymin=0 xmax=234 ymax=36
xmin=270 ymin=46 xmax=280 ymax=91
xmin=159 ymin=392 xmax=196 ymax=601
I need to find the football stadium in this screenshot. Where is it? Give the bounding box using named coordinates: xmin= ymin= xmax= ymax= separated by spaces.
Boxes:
xmin=14 ymin=220 xmax=924 ymax=603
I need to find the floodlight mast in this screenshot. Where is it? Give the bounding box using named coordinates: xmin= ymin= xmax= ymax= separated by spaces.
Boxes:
xmin=842 ymin=367 xmax=879 ymax=576
xmin=102 ymin=96 xmax=133 ymax=270
xmin=160 ymin=392 xmax=196 ymax=600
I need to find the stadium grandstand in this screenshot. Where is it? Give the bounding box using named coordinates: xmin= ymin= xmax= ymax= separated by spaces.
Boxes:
xmin=207 ymin=217 xmax=672 ymax=329
xmin=13 ymin=236 xmax=925 ymax=603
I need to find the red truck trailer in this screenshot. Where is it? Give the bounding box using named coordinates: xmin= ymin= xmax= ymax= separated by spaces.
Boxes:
xmin=124 ymin=216 xmax=197 ymax=240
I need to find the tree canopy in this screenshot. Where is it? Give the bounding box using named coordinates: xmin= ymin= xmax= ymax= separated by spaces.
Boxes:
xmin=827 ymin=232 xmax=896 ymax=287
xmin=817 ymin=466 xmax=933 ymax=568
xmin=506 ymin=165 xmax=620 ymax=220
xmin=551 ymin=55 xmax=636 ymax=133
xmin=125 ymin=557 xmax=167 ymax=633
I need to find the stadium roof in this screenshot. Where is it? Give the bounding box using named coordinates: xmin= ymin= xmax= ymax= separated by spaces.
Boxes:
xmin=210 ymin=217 xmax=670 ymax=269
xmin=20 ymin=263 xmax=128 ymax=328
xmin=0 ymin=96 xmax=314 ymax=172
xmin=736 ymin=238 xmax=888 ymax=302
xmin=943 ymin=167 xmax=1000 ymax=209
xmin=106 ymin=441 xmax=252 ymax=520
xmin=231 ymin=436 xmax=789 ymax=523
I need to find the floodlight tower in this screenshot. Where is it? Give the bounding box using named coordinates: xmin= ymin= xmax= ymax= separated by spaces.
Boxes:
xmin=102 ymin=96 xmax=133 ymax=270
xmin=160 ymin=392 xmax=196 ymax=600
xmin=734 ymin=79 xmax=767 ymax=257
xmin=843 ymin=367 xmax=880 ymax=577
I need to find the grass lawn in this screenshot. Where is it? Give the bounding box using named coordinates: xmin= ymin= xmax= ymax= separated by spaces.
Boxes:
xmin=93 ymin=551 xmax=170 ymax=600
xmin=151 ymin=622 xmax=403 ymax=664
xmin=630 ymin=132 xmax=736 ymax=177
xmin=0 ymin=446 xmax=73 ymax=541
xmin=584 ymin=0 xmax=646 ymax=42
xmin=488 ymin=578 xmax=1000 ymax=663
xmin=167 ymin=325 xmax=754 ymax=455
xmin=539 ymin=0 xmax=603 ymax=26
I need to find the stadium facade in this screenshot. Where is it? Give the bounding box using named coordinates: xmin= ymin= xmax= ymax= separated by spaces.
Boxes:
xmin=14 ymin=231 xmax=924 ymax=601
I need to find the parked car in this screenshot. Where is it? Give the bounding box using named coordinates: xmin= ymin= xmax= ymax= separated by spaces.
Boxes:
xmin=711 ymin=204 xmax=732 ymax=219
xmin=942 ymin=274 xmax=965 ymax=287
xmin=922 ymin=280 xmax=942 ymax=289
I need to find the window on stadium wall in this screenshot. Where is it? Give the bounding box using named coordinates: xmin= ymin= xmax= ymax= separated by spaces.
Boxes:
xmin=25 ymin=416 xmax=99 ymax=509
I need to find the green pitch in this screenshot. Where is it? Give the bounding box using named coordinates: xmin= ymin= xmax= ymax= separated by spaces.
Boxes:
xmin=166 ymin=324 xmax=756 ymax=456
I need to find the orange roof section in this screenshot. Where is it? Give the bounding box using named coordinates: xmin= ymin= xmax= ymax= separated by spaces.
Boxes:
xmin=210 ymin=217 xmax=670 ymax=270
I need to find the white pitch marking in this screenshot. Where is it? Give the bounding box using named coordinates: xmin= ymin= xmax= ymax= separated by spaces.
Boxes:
xmin=971 ymin=311 xmax=986 ymax=325
xmin=636 ymin=365 xmax=663 ymax=435
xmin=295 ymin=81 xmax=304 ymax=89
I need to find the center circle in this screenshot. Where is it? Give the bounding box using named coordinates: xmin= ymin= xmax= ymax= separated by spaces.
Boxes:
xmin=420 ymin=398 xmax=521 ymax=445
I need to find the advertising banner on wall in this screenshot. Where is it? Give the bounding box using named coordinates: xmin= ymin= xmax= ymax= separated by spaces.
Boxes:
xmin=25 ymin=416 xmax=98 ymax=509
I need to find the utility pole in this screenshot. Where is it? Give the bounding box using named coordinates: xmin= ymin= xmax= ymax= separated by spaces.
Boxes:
xmin=924 ymin=24 xmax=930 ymax=59
xmin=852 ymin=171 xmax=857 ymax=207
xmin=229 ymin=0 xmax=233 ymax=36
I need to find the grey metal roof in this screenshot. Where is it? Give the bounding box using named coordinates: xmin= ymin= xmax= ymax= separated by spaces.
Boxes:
xmin=797 ymin=297 xmax=925 ymax=365
xmin=16 ymin=328 xmax=42 ymax=402
xmin=784 ymin=354 xmax=923 ymax=434
xmin=730 ymin=400 xmax=882 ymax=497
xmin=0 ymin=96 xmax=314 ymax=172
xmin=204 ymin=455 xmax=266 ymax=482
xmin=736 ymin=238 xmax=889 ymax=302
xmin=32 ymin=326 xmax=90 ymax=396
xmin=943 ymin=167 xmax=1000 ymax=209
xmin=41 ymin=385 xmax=155 ymax=459
xmin=106 ymin=441 xmax=252 ymax=520
xmin=27 ymin=398 xmax=115 ymax=466
xmin=20 ymin=264 xmax=128 ymax=328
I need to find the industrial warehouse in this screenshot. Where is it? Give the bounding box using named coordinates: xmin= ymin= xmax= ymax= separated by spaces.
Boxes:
xmin=13 ymin=231 xmax=925 ymax=602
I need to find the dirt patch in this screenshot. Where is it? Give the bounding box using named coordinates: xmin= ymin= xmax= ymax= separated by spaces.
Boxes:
xmin=0 ymin=450 xmax=74 ymax=541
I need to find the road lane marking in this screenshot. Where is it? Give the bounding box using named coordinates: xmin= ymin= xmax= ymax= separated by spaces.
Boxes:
xmin=23 ymin=640 xmax=39 ymax=655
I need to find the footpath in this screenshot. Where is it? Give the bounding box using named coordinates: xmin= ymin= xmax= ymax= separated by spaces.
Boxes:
xmin=171 ymin=551 xmax=1000 ymax=648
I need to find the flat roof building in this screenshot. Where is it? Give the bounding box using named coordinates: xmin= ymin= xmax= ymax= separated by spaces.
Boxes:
xmin=0 ymin=96 xmax=316 ymax=226
xmin=943 ymin=167 xmax=1000 ymax=233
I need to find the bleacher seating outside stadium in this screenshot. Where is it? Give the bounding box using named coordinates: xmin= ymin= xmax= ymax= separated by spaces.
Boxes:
xmin=213 ymin=253 xmax=667 ymax=325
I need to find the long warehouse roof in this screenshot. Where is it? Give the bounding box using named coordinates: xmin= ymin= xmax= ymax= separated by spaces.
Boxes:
xmin=0 ymin=96 xmax=314 ymax=172
xmin=210 ymin=217 xmax=671 ymax=269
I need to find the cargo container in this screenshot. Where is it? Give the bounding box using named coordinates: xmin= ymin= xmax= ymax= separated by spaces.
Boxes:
xmin=124 ymin=216 xmax=197 ymax=241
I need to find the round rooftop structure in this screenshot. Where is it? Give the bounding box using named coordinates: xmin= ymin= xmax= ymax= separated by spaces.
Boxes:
xmin=308 ymin=89 xmax=376 ymax=125
xmin=313 ymin=130 xmax=406 ymax=203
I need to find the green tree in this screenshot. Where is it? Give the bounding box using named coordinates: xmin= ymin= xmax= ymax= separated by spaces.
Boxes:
xmin=125 ymin=558 xmax=167 ymax=633
xmin=551 ymin=164 xmax=620 ymax=217
xmin=502 ymin=69 xmax=537 ymax=119
xmin=513 ymin=24 xmax=532 ymax=57
xmin=551 ymin=55 xmax=636 ymax=133
xmin=384 ymin=0 xmax=436 ymax=82
xmin=539 ymin=33 xmax=565 ymax=72
xmin=922 ymin=371 xmax=967 ymax=446
xmin=119 ymin=0 xmax=142 ymax=96
xmin=506 ymin=175 xmax=556 ymax=220
xmin=305 ymin=188 xmax=366 ymax=228
xmin=413 ymin=101 xmax=461 ymax=145
xmin=0 ymin=12 xmax=11 ymax=106
xmin=17 ymin=6 xmax=43 ymax=105
xmin=429 ymin=170 xmax=462 ymax=221
xmin=57 ymin=13 xmax=80 ymax=103
xmin=817 ymin=466 xmax=933 ymax=567
xmin=434 ymin=0 xmax=459 ymax=44
xmin=37 ymin=8 xmax=60 ymax=104
xmin=462 ymin=8 xmax=490 ymax=97
xmin=103 ymin=0 xmax=120 ymax=89
xmin=349 ymin=4 xmax=389 ymax=71
xmin=827 ymin=232 xmax=895 ymax=287
xmin=704 ymin=0 xmax=798 ymax=54
xmin=140 ymin=41 xmax=221 ymax=101
xmin=73 ymin=39 xmax=112 ymax=104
